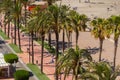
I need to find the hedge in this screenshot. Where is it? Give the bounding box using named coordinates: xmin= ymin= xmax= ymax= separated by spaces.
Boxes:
xmin=14 ymin=70 xmax=30 ymax=80
xmin=4 ymin=53 xmax=18 ymax=64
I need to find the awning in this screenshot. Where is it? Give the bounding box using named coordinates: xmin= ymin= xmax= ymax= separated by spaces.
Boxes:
xmin=0 ymin=53 xmax=10 ymax=67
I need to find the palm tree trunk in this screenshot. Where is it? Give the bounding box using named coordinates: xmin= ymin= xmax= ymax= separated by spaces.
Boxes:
xmin=14 ymin=18 xmax=17 ymax=44
xmin=62 ymin=29 xmax=65 ymax=53
xmin=75 ymin=75 xmax=78 ymax=80
xmin=4 ymin=20 xmax=6 ymax=34
xmin=14 ymin=0 xmax=17 ymax=44
xmin=7 ymin=21 xmax=10 ymax=38
xmin=29 ymin=33 xmax=31 ymax=63
xmin=99 ymin=39 xmax=103 ymax=61
xmin=48 ymin=30 xmax=51 ymax=49
xmin=41 ymin=33 xmax=44 ymax=73
xmin=67 ymin=31 xmax=71 ymax=48
xmin=76 ymin=31 xmax=79 ymax=47
xmin=55 ymin=32 xmax=59 ymax=80
xmin=113 ymin=39 xmax=118 ymax=70
xmin=71 ymin=32 xmax=72 ymax=47
xmin=31 ymin=32 xmax=34 ymax=64
xmin=17 ymin=16 xmax=21 ymax=50
xmin=7 ymin=12 xmax=10 ymax=38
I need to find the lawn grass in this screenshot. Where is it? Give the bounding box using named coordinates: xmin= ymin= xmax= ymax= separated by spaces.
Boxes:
xmin=0 ymin=29 xmax=9 ymax=40
xmin=27 ymin=64 xmax=50 ymax=80
xmin=9 ymin=43 xmax=22 ymax=53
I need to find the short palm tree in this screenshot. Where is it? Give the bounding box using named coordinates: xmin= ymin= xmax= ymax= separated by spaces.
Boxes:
xmin=91 ymin=18 xmax=111 ymax=61
xmin=68 ymin=10 xmax=88 ymax=47
xmin=82 ymin=62 xmax=120 ymax=80
xmin=59 ymin=5 xmax=70 ymax=52
xmin=57 ymin=46 xmax=92 ymax=80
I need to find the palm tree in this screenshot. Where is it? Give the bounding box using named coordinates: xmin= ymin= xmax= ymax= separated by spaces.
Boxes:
xmin=47 ymin=4 xmax=61 ymax=80
xmin=36 ymin=9 xmax=50 ymax=73
xmin=59 ymin=5 xmax=70 ymax=52
xmin=90 ymin=18 xmax=111 ymax=61
xmin=4 ymin=14 xmax=12 ymax=38
xmin=47 ymin=4 xmax=73 ymax=80
xmin=68 ymin=10 xmax=88 ymax=47
xmin=27 ymin=16 xmax=38 ymax=64
xmin=13 ymin=0 xmax=22 ymax=50
xmin=20 ymin=0 xmax=29 ymax=28
xmin=82 ymin=62 xmax=120 ymax=80
xmin=108 ymin=15 xmax=120 ymax=70
xmin=57 ymin=46 xmax=92 ymax=80
xmin=0 ymin=0 xmax=13 ymax=37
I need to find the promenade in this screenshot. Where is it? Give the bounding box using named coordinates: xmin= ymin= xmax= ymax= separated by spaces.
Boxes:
xmin=1 ymin=0 xmax=120 ymax=80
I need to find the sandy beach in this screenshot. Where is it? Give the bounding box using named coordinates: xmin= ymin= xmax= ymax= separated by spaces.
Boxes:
xmin=56 ymin=0 xmax=120 ymax=18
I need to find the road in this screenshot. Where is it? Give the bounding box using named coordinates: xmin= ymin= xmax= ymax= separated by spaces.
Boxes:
xmin=0 ymin=39 xmax=12 ymax=54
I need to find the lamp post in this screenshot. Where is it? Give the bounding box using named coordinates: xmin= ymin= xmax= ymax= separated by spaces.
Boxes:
xmin=11 ymin=30 xmax=13 ymax=43
xmin=27 ymin=48 xmax=30 ymax=63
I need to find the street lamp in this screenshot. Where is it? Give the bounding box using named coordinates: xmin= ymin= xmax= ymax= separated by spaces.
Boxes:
xmin=11 ymin=30 xmax=13 ymax=43
xmin=27 ymin=48 xmax=31 ymax=63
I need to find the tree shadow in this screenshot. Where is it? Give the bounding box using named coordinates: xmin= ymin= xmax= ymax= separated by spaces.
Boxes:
xmin=86 ymin=46 xmax=100 ymax=54
xmin=50 ymin=40 xmax=72 ymax=50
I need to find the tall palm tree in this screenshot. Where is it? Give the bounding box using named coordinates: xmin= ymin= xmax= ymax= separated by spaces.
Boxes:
xmin=82 ymin=62 xmax=120 ymax=80
xmin=20 ymin=0 xmax=29 ymax=28
xmin=27 ymin=16 xmax=37 ymax=64
xmin=47 ymin=4 xmax=61 ymax=80
xmin=0 ymin=0 xmax=13 ymax=37
xmin=91 ymin=18 xmax=111 ymax=61
xmin=4 ymin=14 xmax=12 ymax=38
xmin=57 ymin=46 xmax=92 ymax=80
xmin=36 ymin=9 xmax=50 ymax=73
xmin=108 ymin=15 xmax=120 ymax=70
xmin=12 ymin=0 xmax=22 ymax=50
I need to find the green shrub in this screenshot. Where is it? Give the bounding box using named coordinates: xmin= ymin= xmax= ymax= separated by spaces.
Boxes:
xmin=4 ymin=53 xmax=18 ymax=64
xmin=14 ymin=70 xmax=30 ymax=80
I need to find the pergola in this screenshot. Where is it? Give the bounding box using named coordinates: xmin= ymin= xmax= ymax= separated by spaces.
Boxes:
xmin=0 ymin=53 xmax=10 ymax=77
